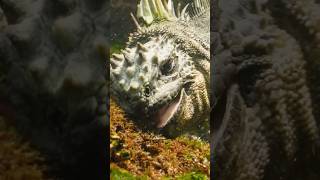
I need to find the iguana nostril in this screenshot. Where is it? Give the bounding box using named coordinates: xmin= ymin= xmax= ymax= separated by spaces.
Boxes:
xmin=144 ymin=84 xmax=151 ymax=97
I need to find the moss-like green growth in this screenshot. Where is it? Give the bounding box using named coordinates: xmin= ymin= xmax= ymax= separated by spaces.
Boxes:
xmin=176 ymin=136 xmax=208 ymax=149
xmin=111 ymin=166 xmax=148 ymax=180
xmin=110 ymin=40 xmax=126 ymax=54
xmin=175 ymin=172 xmax=208 ymax=180
xmin=110 ymin=100 xmax=210 ymax=179
xmin=111 ymin=166 xmax=208 ymax=180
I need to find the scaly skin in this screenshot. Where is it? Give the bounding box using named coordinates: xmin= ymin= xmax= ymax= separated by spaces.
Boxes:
xmin=0 ymin=0 xmax=108 ymax=178
xmin=213 ymin=0 xmax=320 ymax=179
xmin=110 ymin=0 xmax=210 ymax=138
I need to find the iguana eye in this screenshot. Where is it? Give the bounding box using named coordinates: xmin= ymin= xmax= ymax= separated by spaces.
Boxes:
xmin=160 ymin=58 xmax=176 ymax=75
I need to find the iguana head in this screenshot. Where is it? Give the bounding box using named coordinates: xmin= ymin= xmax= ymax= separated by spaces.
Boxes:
xmin=111 ymin=34 xmax=195 ymax=128
xmin=110 ymin=0 xmax=210 ymax=137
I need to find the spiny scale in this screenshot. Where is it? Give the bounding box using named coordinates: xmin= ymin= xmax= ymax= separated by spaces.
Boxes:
xmin=138 ymin=51 xmax=147 ymax=64
xmin=152 ymin=55 xmax=159 ymax=65
xmin=137 ymin=0 xmax=210 ymax=25
xmin=137 ymin=0 xmax=178 ymax=24
xmin=190 ymin=0 xmax=210 ymax=18
xmin=110 ymin=53 xmax=124 ymax=69
xmin=130 ymin=81 xmax=140 ymax=91
xmin=112 ymin=53 xmax=124 ymax=61
xmin=122 ymin=49 xmax=133 ymax=65
xmin=110 ymin=60 xmax=118 ymax=69
xmin=126 ymin=66 xmax=136 ymax=77
xmin=137 ymin=42 xmax=148 ymax=51
xmin=143 ymin=65 xmax=149 ymax=72
xmin=110 ymin=40 xmax=157 ymax=95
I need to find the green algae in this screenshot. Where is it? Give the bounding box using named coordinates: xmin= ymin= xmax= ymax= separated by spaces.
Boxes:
xmin=110 ymin=40 xmax=126 ymax=54
xmin=111 ymin=167 xmax=148 ymax=180
xmin=110 ymin=100 xmax=209 ymax=179
xmin=111 ymin=166 xmax=208 ymax=180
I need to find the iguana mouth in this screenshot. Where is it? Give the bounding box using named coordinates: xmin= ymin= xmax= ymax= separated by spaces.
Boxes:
xmin=154 ymin=88 xmax=185 ymax=128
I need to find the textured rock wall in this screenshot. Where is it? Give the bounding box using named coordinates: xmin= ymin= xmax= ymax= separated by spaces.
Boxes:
xmin=110 ymin=0 xmax=137 ymax=43
xmin=0 ymin=0 xmax=109 ymax=178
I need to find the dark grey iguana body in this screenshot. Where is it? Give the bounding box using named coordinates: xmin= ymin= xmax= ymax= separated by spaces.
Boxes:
xmin=213 ymin=0 xmax=320 ymax=179
xmin=0 ymin=0 xmax=108 ymax=178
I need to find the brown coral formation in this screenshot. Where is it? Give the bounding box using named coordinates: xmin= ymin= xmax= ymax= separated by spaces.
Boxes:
xmin=110 ymin=100 xmax=210 ymax=178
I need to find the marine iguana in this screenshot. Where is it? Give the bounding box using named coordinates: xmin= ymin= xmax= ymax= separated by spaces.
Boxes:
xmin=110 ymin=0 xmax=211 ymax=138
xmin=213 ymin=0 xmax=320 ymax=179
xmin=0 ymin=0 xmax=108 ymax=178
xmin=0 ymin=0 xmax=319 ymax=179
xmin=111 ymin=0 xmax=320 ymax=179
xmin=111 ymin=1 xmax=320 ymax=179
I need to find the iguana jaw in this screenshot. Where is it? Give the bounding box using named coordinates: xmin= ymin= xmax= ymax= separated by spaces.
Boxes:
xmin=154 ymin=88 xmax=185 ymax=128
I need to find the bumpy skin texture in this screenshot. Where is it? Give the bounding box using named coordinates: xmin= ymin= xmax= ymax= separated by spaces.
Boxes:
xmin=110 ymin=0 xmax=210 ymax=138
xmin=213 ymin=0 xmax=320 ymax=179
xmin=0 ymin=0 xmax=108 ymax=178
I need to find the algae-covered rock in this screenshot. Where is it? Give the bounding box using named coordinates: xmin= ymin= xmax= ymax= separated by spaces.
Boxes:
xmin=110 ymin=100 xmax=210 ymax=179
